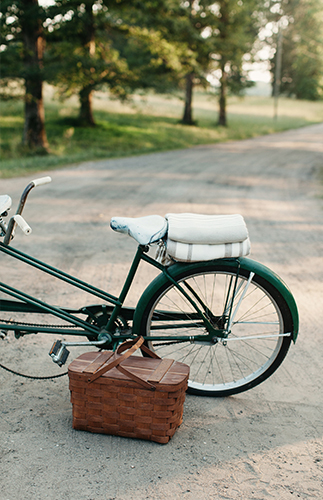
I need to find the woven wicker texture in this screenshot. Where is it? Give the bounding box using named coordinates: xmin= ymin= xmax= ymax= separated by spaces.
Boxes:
xmin=68 ymin=349 xmax=189 ymax=444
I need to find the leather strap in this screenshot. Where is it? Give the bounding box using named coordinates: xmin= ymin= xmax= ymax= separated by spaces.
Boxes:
xmin=88 ymin=337 xmax=144 ymax=382
xmin=140 ymin=343 xmax=161 ymax=359
xmin=88 ymin=337 xmax=172 ymax=390
xmin=116 ymin=364 xmax=156 ymax=390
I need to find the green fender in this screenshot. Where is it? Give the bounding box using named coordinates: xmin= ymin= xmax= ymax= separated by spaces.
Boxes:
xmin=132 ymin=257 xmax=299 ymax=342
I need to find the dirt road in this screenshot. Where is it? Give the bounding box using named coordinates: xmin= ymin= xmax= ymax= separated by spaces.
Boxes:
xmin=1 ymin=123 xmax=323 ymax=499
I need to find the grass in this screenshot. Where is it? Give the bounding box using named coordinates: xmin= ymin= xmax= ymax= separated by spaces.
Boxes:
xmin=1 ymin=87 xmax=323 ymax=179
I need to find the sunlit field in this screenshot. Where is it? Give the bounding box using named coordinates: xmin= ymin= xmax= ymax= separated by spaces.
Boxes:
xmin=1 ymin=85 xmax=323 ymax=178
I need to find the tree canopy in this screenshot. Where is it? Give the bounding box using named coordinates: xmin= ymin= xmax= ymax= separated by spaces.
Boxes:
xmin=268 ymin=0 xmax=323 ymax=100
xmin=1 ymin=0 xmax=322 ymax=151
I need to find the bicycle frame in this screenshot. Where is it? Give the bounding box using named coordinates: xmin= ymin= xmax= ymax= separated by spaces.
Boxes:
xmin=1 ymin=177 xmax=300 ymax=395
xmin=0 ymin=241 xmax=227 ymax=348
xmin=0 ymin=175 xmax=299 ymax=370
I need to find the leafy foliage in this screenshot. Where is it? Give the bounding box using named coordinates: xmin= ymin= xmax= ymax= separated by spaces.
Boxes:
xmin=209 ymin=0 xmax=263 ymax=125
xmin=269 ymin=0 xmax=323 ymax=100
xmin=0 ymin=0 xmax=49 ymax=150
xmin=1 ymin=0 xmax=322 ymax=159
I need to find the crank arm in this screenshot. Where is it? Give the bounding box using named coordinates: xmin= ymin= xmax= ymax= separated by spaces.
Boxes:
xmin=49 ymin=335 xmax=112 ymax=366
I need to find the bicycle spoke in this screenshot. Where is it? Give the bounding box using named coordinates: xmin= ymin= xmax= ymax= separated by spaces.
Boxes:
xmin=144 ymin=265 xmax=292 ymax=396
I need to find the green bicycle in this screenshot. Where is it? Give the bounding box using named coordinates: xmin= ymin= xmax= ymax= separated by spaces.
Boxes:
xmin=0 ymin=177 xmax=299 ymax=397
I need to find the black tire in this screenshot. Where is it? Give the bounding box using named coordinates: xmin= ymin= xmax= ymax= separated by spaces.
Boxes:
xmin=139 ymin=264 xmax=293 ymax=396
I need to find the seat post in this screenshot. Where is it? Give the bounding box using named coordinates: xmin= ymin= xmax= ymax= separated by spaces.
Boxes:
xmin=105 ymin=245 xmax=145 ymax=334
xmin=118 ymin=245 xmax=146 ymax=304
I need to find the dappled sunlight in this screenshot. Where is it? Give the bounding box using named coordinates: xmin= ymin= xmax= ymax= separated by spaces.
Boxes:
xmin=88 ymin=90 xmax=323 ymax=123
xmin=253 ymin=140 xmax=323 ymax=153
xmin=213 ymin=128 xmax=323 ymax=154
xmin=228 ymin=96 xmax=323 ymax=121
xmin=180 ymin=439 xmax=323 ymax=499
xmin=1 ymin=123 xmax=323 ymax=500
xmin=2 ymin=92 xmax=323 ymax=177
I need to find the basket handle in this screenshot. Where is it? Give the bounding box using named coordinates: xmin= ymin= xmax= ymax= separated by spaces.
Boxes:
xmin=88 ymin=336 xmax=160 ymax=386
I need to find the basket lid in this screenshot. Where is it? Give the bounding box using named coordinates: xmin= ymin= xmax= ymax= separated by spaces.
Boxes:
xmin=68 ymin=351 xmax=189 ymax=391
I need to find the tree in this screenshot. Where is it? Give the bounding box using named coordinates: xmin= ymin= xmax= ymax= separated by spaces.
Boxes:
xmin=114 ymin=23 xmax=190 ymax=96
xmin=269 ymin=0 xmax=323 ymax=100
xmin=116 ymin=0 xmax=263 ymax=127
xmin=111 ymin=0 xmax=198 ymax=124
xmin=161 ymin=0 xmax=262 ymax=127
xmin=46 ymin=0 xmax=132 ymax=126
xmin=211 ymin=0 xmax=262 ymax=126
xmin=178 ymin=1 xmax=215 ymax=125
xmin=0 ymin=0 xmax=49 ymax=151
xmin=46 ymin=0 xmax=188 ymax=126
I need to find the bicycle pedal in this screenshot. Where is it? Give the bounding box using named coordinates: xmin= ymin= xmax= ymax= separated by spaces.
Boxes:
xmin=49 ymin=340 xmax=70 ymax=366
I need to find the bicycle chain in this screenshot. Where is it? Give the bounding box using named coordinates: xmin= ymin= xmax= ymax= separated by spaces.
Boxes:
xmin=0 ymin=362 xmax=68 ymax=379
xmin=1 ymin=320 xmax=190 ymax=345
xmin=0 ymin=318 xmax=189 ymax=378
xmin=0 ymin=318 xmax=73 ymax=379
xmin=0 ymin=317 xmax=80 ymax=330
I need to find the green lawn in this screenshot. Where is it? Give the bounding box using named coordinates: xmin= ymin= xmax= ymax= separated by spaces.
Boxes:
xmin=1 ymin=87 xmax=323 ymax=179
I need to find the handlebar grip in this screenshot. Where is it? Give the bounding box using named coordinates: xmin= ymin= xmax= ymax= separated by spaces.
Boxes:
xmin=31 ymin=176 xmax=52 ymax=187
xmin=13 ymin=215 xmax=32 ymax=235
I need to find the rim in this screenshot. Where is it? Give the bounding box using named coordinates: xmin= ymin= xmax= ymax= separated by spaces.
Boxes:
xmin=145 ymin=269 xmax=287 ymax=393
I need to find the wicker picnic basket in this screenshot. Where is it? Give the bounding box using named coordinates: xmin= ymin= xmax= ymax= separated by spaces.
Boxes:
xmin=68 ymin=337 xmax=190 ymax=444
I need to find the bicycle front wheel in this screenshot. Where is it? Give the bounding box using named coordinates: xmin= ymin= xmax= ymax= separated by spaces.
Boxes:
xmin=139 ymin=264 xmax=293 ymax=396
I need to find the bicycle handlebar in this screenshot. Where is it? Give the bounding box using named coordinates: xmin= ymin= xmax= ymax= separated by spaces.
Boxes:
xmin=31 ymin=176 xmax=52 ymax=187
xmin=13 ymin=215 xmax=32 ymax=235
xmin=3 ymin=176 xmax=52 ymax=245
xmin=16 ymin=176 xmax=52 ymax=216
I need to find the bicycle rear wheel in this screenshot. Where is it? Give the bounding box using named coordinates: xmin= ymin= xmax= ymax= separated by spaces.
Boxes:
xmin=139 ymin=263 xmax=293 ymax=396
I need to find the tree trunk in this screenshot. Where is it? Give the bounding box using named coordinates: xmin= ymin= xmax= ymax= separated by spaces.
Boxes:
xmin=181 ymin=73 xmax=195 ymax=125
xmin=78 ymin=1 xmax=96 ymax=127
xmin=218 ymin=62 xmax=227 ymax=127
xmin=21 ymin=0 xmax=48 ymax=152
xmin=79 ymin=86 xmax=95 ymax=126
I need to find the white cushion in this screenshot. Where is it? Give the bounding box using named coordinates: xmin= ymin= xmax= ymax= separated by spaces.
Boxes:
xmin=165 ymin=213 xmax=248 ymax=245
xmin=166 ymin=238 xmax=251 ymax=263
xmin=164 ymin=213 xmax=250 ymax=263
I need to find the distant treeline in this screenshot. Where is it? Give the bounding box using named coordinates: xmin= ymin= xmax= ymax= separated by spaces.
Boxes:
xmin=1 ymin=0 xmax=322 ymax=152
